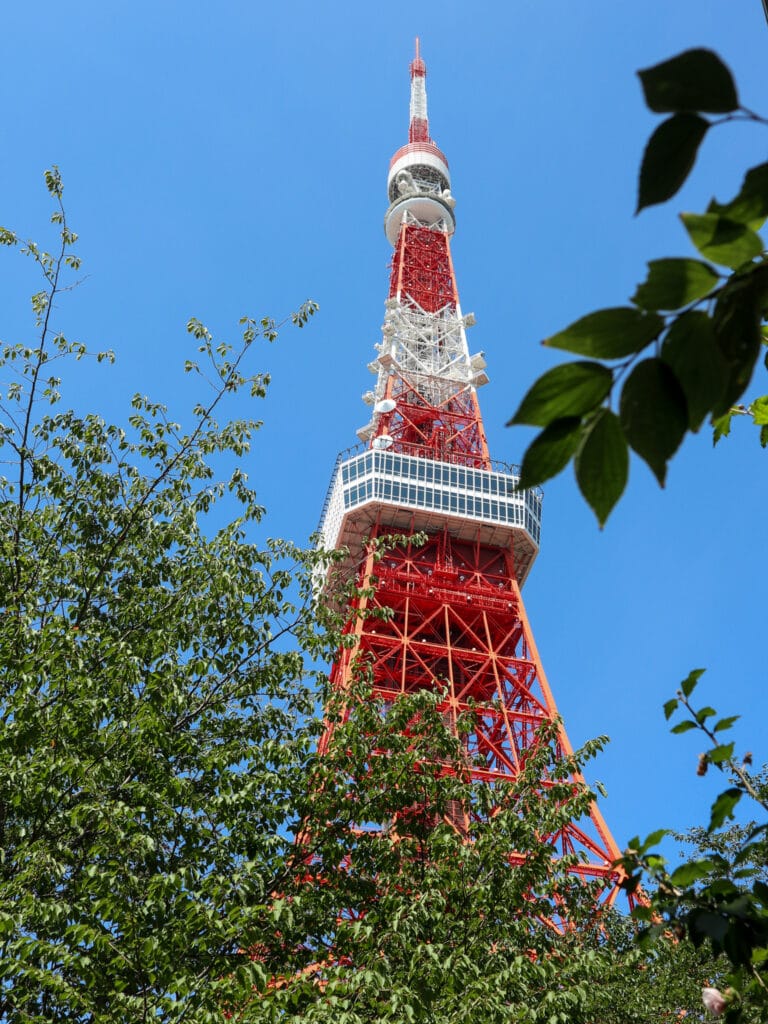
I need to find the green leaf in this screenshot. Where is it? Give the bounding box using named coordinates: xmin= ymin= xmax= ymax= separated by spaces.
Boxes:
xmin=574 ymin=409 xmax=628 ymax=526
xmin=750 ymin=395 xmax=768 ymax=425
xmin=640 ymin=829 xmax=669 ymax=853
xmin=518 ymin=417 xmax=582 ymax=489
xmin=709 ymin=787 xmax=743 ymax=831
xmin=619 ymin=358 xmax=688 ymax=484
xmin=681 ymin=668 xmax=705 ymax=697
xmin=709 ymin=162 xmax=768 ymax=230
xmin=713 ymin=715 xmax=740 ymax=734
xmin=670 ymin=720 xmax=697 ymax=734
xmin=544 ymin=307 xmax=664 ymax=358
xmin=638 ymin=49 xmax=738 ymax=114
xmin=670 ymin=859 xmax=718 ymax=887
xmin=687 ymin=908 xmax=729 ymax=946
xmin=708 ymin=742 xmax=735 ymax=764
xmin=761 ymin=424 xmax=768 ymax=448
xmin=712 ymin=410 xmax=734 ymax=445
xmin=632 ymin=258 xmax=720 ymax=311
xmin=695 ymin=706 xmax=716 ymax=723
xmin=661 ymin=312 xmax=726 ymax=431
xmin=712 ymin=265 xmax=768 ymax=415
xmin=637 ymin=114 xmax=709 ymax=213
xmin=680 ymin=213 xmax=764 ymax=270
xmin=508 ymin=361 xmax=612 ymax=427
xmin=663 ymin=698 xmax=679 ymax=720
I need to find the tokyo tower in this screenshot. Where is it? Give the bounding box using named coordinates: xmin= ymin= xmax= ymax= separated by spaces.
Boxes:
xmin=316 ymin=39 xmax=626 ymax=909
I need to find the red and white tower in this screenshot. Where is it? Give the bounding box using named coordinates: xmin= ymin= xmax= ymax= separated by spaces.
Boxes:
xmin=317 ymin=40 xmax=625 ymax=908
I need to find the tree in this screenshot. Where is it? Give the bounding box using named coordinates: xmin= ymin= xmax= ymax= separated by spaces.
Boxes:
xmin=0 ymin=167 xmax=331 ymax=1022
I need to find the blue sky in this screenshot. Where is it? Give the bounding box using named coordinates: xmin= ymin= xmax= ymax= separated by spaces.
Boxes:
xmin=2 ymin=1 xmax=767 ymax=859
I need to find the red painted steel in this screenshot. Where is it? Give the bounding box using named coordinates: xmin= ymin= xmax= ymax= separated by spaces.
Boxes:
xmin=318 ymin=38 xmax=630 ymax=921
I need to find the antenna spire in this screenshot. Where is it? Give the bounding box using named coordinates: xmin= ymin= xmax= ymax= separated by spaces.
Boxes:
xmin=409 ymin=36 xmax=429 ymax=143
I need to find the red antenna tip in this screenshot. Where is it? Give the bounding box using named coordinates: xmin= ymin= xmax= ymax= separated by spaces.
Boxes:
xmin=410 ymin=36 xmax=426 ymax=78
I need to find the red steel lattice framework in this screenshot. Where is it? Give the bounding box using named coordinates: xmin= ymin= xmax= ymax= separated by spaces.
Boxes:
xmin=317 ymin=39 xmax=628 ymax=915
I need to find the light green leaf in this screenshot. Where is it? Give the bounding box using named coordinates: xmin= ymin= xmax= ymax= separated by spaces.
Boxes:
xmin=749 ymin=395 xmax=768 ymax=425
xmin=680 ymin=213 xmax=763 ymax=270
xmin=708 ymin=162 xmax=768 ymax=230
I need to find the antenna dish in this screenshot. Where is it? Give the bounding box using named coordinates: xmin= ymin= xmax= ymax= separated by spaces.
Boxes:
xmin=374 ymin=398 xmax=396 ymax=414
xmin=372 ymin=434 xmax=394 ymax=451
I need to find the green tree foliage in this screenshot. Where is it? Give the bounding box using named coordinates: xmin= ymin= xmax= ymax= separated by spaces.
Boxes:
xmin=245 ymin=685 xmax=715 ymax=1023
xmin=0 ymin=168 xmax=331 ymax=1021
xmin=618 ymin=674 xmax=768 ymax=1022
xmin=0 ymin=170 xmax=724 ymax=1022
xmin=510 ymin=50 xmax=768 ymax=525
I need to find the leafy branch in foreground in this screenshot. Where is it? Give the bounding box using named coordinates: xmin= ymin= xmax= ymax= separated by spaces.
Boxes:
xmin=0 ymin=169 xmax=333 ymax=1023
xmin=510 ymin=49 xmax=768 ymax=525
xmin=617 ymin=670 xmax=768 ymax=1022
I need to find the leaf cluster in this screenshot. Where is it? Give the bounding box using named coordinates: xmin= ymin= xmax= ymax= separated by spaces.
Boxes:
xmin=0 ymin=172 xmax=337 ymax=1023
xmin=510 ymin=51 xmax=768 ymax=524
xmin=617 ymin=672 xmax=768 ymax=1022
xmin=244 ymin=686 xmax=710 ymax=1023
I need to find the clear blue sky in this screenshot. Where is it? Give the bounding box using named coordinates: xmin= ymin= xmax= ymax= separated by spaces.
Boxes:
xmin=2 ymin=1 xmax=767 ymax=859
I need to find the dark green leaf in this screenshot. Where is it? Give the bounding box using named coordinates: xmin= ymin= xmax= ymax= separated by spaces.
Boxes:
xmin=713 ymin=715 xmax=739 ymax=733
xmin=681 ymin=668 xmax=705 ymax=697
xmin=661 ymin=312 xmax=726 ymax=431
xmin=632 ymin=258 xmax=720 ymax=311
xmin=687 ymin=908 xmax=729 ymax=946
xmin=638 ymin=49 xmax=738 ymax=114
xmin=518 ymin=417 xmax=582 ymax=489
xmin=574 ymin=409 xmax=628 ymax=526
xmin=670 ymin=720 xmax=697 ymax=734
xmin=680 ymin=213 xmax=763 ymax=269
xmin=709 ymin=788 xmax=742 ymax=831
xmin=619 ymin=358 xmax=688 ymax=484
xmin=761 ymin=424 xmax=768 ymax=448
xmin=508 ymin=361 xmax=612 ymax=427
xmin=708 ymin=162 xmax=768 ymax=230
xmin=544 ymin=307 xmax=664 ymax=358
xmin=712 ymin=265 xmax=768 ymax=415
xmin=637 ymin=115 xmax=709 ymax=213
xmin=663 ymin=698 xmax=679 ymax=720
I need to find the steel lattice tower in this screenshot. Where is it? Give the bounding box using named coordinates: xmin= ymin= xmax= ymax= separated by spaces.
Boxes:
xmin=317 ymin=40 xmax=626 ymax=909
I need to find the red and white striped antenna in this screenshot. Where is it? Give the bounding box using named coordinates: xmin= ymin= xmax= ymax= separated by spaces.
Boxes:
xmin=409 ymin=37 xmax=430 ymax=143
